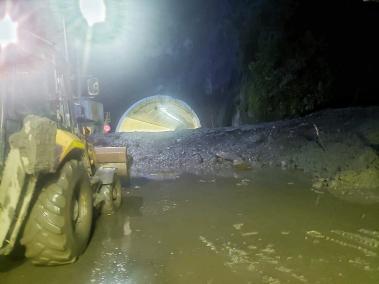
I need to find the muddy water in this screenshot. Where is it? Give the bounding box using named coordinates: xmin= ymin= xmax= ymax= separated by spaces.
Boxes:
xmin=1 ymin=169 xmax=379 ymax=284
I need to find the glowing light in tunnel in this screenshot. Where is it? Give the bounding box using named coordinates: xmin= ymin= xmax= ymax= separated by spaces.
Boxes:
xmin=159 ymin=107 xmax=183 ymax=124
xmin=116 ymin=95 xmax=201 ymax=133
xmin=79 ymin=0 xmax=106 ymax=27
xmin=0 ymin=15 xmax=18 ymax=48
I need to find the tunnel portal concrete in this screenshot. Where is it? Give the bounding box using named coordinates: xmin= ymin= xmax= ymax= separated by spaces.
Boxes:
xmin=116 ymin=95 xmax=201 ymax=132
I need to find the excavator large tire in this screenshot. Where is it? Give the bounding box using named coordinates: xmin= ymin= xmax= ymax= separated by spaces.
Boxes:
xmin=21 ymin=160 xmax=93 ymax=265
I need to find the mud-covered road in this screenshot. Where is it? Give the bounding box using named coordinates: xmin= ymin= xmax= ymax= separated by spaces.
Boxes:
xmin=1 ymin=170 xmax=379 ymax=284
xmin=92 ymin=107 xmax=379 ymax=204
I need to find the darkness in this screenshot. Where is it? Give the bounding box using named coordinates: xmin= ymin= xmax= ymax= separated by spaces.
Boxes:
xmin=2 ymin=0 xmax=379 ymax=127
xmin=86 ymin=0 xmax=379 ymax=127
xmin=1 ymin=1 xmax=379 ymax=280
xmin=291 ymin=1 xmax=379 ymax=106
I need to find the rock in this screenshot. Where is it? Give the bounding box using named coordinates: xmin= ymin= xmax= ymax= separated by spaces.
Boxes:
xmin=193 ymin=153 xmax=204 ymax=164
xmin=91 ymin=107 xmax=379 ymax=204
xmin=215 ymin=151 xmax=241 ymax=162
xmin=365 ymin=131 xmax=379 ymax=146
xmin=250 ymin=133 xmax=266 ymax=144
xmin=312 ymin=178 xmax=328 ymax=190
xmin=280 ymin=161 xmax=287 ymax=169
xmin=328 ymin=167 xmax=379 ymax=204
xmin=233 ymin=159 xmax=252 ymax=171
xmin=358 ymin=120 xmax=379 ymax=146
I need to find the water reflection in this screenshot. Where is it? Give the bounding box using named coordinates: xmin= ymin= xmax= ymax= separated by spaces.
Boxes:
xmin=1 ymin=169 xmax=379 ymax=284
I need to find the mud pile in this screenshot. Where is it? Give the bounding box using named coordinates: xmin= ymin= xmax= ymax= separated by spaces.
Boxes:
xmin=91 ymin=107 xmax=379 ymax=204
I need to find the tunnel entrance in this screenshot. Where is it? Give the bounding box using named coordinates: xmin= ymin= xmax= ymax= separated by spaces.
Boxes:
xmin=116 ymin=95 xmax=201 ymax=132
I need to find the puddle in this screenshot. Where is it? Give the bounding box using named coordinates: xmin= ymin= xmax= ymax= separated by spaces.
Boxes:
xmin=1 ymin=169 xmax=379 ymax=283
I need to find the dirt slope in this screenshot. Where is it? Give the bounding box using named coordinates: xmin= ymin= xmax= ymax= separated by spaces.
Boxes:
xmin=91 ymin=107 xmax=379 ymax=204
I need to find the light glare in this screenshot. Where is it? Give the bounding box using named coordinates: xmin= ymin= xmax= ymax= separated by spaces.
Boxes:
xmin=160 ymin=107 xmax=183 ymax=124
xmin=79 ymin=0 xmax=106 ymax=27
xmin=0 ymin=15 xmax=18 ymax=48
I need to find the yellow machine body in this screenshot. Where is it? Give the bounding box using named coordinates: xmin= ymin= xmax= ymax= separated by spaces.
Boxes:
xmin=56 ymin=130 xmax=86 ymax=164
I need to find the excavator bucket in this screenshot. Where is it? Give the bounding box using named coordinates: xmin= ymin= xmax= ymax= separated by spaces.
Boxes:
xmin=94 ymin=147 xmax=128 ymax=177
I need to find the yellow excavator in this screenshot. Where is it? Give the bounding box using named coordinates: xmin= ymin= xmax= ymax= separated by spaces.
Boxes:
xmin=0 ymin=21 xmax=127 ymax=266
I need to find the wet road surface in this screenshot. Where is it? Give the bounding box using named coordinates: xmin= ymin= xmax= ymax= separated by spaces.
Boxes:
xmin=1 ymin=169 xmax=379 ymax=283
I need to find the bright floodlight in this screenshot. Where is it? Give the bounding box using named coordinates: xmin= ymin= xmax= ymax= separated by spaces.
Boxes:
xmin=79 ymin=0 xmax=106 ymax=27
xmin=0 ymin=15 xmax=18 ymax=48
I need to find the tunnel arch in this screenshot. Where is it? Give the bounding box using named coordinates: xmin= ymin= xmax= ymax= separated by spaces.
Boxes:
xmin=116 ymin=95 xmax=201 ymax=132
